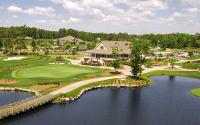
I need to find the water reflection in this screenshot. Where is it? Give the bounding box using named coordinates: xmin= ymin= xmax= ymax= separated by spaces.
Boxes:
xmin=127 ymin=88 xmax=141 ymax=124
xmin=169 ymin=76 xmax=175 ymax=81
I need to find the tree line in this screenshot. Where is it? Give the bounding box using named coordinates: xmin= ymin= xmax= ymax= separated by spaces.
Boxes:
xmin=1 ymin=25 xmax=200 ymax=49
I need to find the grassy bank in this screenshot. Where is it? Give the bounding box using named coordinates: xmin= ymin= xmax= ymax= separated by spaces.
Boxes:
xmin=192 ymin=88 xmax=200 ymax=97
xmin=61 ymin=79 xmax=115 ymax=98
xmin=60 ymin=78 xmax=149 ymax=98
xmin=142 ymin=70 xmax=200 ymax=81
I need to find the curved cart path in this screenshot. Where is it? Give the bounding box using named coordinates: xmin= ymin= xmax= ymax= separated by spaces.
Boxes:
xmin=50 ymin=65 xmax=170 ymax=95
xmin=50 ymin=75 xmax=125 ymax=95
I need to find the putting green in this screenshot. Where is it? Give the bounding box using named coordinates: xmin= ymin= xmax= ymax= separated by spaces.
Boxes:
xmin=11 ymin=65 xmax=96 ymax=79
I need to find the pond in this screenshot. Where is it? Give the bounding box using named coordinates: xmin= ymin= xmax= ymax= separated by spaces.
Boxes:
xmin=0 ymin=91 xmax=33 ymax=106
xmin=1 ymin=76 xmax=200 ymax=125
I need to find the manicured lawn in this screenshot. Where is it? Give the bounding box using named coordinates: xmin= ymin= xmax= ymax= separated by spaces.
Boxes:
xmin=191 ymin=88 xmax=200 ymax=97
xmin=12 ymin=65 xmax=97 ymax=78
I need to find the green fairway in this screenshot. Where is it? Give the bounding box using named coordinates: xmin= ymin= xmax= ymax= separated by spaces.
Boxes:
xmin=12 ymin=65 xmax=97 ymax=78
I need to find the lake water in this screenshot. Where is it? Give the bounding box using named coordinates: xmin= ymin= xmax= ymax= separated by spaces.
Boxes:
xmin=1 ymin=76 xmax=200 ymax=125
xmin=0 ymin=91 xmax=32 ymax=106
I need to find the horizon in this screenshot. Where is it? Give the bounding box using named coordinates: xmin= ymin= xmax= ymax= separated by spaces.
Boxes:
xmin=1 ymin=25 xmax=199 ymax=35
xmin=0 ymin=0 xmax=200 ymax=34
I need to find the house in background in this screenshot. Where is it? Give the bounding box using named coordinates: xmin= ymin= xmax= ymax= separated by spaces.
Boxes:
xmin=175 ymin=52 xmax=189 ymax=58
xmin=53 ymin=35 xmax=87 ymax=51
xmin=83 ymin=41 xmax=131 ymax=66
xmin=24 ymin=36 xmax=33 ymax=40
xmin=54 ymin=35 xmax=85 ymax=45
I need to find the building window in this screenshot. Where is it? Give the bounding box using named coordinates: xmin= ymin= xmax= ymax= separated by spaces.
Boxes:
xmin=100 ymin=46 xmax=104 ymax=49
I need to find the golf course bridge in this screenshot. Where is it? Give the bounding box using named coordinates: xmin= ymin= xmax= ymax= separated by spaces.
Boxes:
xmin=0 ymin=94 xmax=58 ymax=120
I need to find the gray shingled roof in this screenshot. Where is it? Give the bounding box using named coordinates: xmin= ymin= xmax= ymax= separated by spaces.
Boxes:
xmin=88 ymin=41 xmax=131 ymax=55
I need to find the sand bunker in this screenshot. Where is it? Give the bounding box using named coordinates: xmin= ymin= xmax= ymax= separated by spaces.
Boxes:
xmin=4 ymin=56 xmax=27 ymax=61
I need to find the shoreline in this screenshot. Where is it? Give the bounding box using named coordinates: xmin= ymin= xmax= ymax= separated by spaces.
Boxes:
xmin=59 ymin=83 xmax=147 ymax=102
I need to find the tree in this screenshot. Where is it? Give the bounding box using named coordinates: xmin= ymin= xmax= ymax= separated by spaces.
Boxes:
xmin=71 ymin=48 xmax=77 ymax=55
xmin=1 ymin=26 xmax=200 ymax=50
xmin=41 ymin=41 xmax=52 ymax=55
xmin=64 ymin=41 xmax=72 ymax=49
xmin=188 ymin=51 xmax=193 ymax=57
xmin=15 ymin=39 xmax=26 ymax=53
xmin=31 ymin=40 xmax=37 ymax=52
xmin=130 ymin=39 xmax=147 ymax=78
xmin=169 ymin=58 xmax=176 ymax=68
xmin=0 ymin=38 xmax=3 ymax=50
xmin=87 ymin=41 xmax=96 ymax=49
xmin=3 ymin=38 xmax=14 ymax=55
xmin=112 ymin=48 xmax=120 ymax=73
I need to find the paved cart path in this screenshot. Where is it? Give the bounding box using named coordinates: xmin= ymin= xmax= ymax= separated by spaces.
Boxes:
xmin=50 ymin=65 xmax=171 ymax=95
xmin=50 ymin=75 xmax=125 ymax=95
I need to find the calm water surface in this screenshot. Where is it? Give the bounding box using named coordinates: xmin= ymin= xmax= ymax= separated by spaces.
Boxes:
xmin=1 ymin=76 xmax=200 ymax=125
xmin=0 ymin=91 xmax=32 ymax=106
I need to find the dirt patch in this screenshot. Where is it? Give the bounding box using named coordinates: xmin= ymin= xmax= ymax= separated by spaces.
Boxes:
xmin=30 ymin=84 xmax=62 ymax=93
xmin=0 ymin=79 xmax=17 ymax=85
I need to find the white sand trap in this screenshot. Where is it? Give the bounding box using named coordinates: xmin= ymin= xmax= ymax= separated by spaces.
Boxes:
xmin=4 ymin=56 xmax=27 ymax=61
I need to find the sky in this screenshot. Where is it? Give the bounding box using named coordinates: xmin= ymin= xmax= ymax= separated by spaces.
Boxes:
xmin=0 ymin=0 xmax=200 ymax=34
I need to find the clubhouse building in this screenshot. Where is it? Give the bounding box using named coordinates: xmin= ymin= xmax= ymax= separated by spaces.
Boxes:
xmin=83 ymin=41 xmax=131 ymax=66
